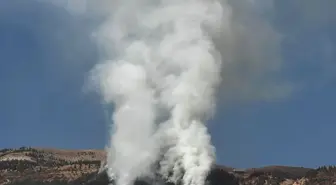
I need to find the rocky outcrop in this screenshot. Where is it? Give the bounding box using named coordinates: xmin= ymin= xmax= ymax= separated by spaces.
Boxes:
xmin=1 ymin=147 xmax=336 ymax=185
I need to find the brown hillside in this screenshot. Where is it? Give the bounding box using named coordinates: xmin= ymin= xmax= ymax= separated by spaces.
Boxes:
xmin=0 ymin=147 xmax=335 ymax=185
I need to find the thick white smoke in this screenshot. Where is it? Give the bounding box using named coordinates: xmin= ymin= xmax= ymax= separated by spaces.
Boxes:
xmin=47 ymin=0 xmax=285 ymax=185
xmin=32 ymin=0 xmax=336 ymax=184
xmin=90 ymin=1 xmax=228 ymax=185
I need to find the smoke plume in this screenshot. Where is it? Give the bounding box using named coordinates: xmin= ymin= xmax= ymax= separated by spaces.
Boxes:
xmin=87 ymin=0 xmax=286 ymax=185
xmin=48 ymin=0 xmax=285 ymax=185
xmin=90 ymin=1 xmax=227 ymax=185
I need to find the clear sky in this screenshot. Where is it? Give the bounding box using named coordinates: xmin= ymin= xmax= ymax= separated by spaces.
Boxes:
xmin=0 ymin=0 xmax=335 ymax=169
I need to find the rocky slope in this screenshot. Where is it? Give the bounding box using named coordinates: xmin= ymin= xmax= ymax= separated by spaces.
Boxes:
xmin=1 ymin=147 xmax=335 ymax=185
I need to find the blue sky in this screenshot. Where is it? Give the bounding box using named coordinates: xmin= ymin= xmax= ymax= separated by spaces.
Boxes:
xmin=0 ymin=0 xmax=335 ymax=169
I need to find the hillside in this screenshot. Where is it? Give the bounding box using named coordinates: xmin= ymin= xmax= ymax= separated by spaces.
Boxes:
xmin=0 ymin=147 xmax=105 ymax=184
xmin=0 ymin=147 xmax=335 ymax=185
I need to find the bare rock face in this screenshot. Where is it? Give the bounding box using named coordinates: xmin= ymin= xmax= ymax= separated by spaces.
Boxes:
xmin=1 ymin=147 xmax=336 ymax=185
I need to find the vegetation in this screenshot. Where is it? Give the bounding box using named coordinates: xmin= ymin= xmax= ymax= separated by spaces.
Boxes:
xmin=0 ymin=146 xmax=104 ymax=185
xmin=2 ymin=147 xmax=336 ymax=185
xmin=7 ymin=179 xmax=75 ymax=185
xmin=0 ymin=159 xmax=37 ymax=172
xmin=0 ymin=146 xmax=101 ymax=168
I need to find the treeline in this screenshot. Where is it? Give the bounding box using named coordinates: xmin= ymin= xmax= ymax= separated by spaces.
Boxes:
xmin=0 ymin=146 xmax=102 ymax=166
xmin=302 ymin=165 xmax=336 ymax=185
xmin=6 ymin=172 xmax=102 ymax=185
xmin=7 ymin=179 xmax=74 ymax=185
xmin=317 ymin=165 xmax=336 ymax=172
xmin=0 ymin=159 xmax=101 ymax=172
xmin=61 ymin=160 xmax=102 ymax=171
xmin=0 ymin=160 xmax=37 ymax=172
xmin=305 ymin=165 xmax=336 ymax=179
xmin=0 ymin=146 xmax=37 ymax=153
xmin=0 ymin=146 xmax=102 ymax=173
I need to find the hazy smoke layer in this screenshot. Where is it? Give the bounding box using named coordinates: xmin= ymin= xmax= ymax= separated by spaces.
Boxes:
xmin=89 ymin=1 xmax=230 ymax=185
